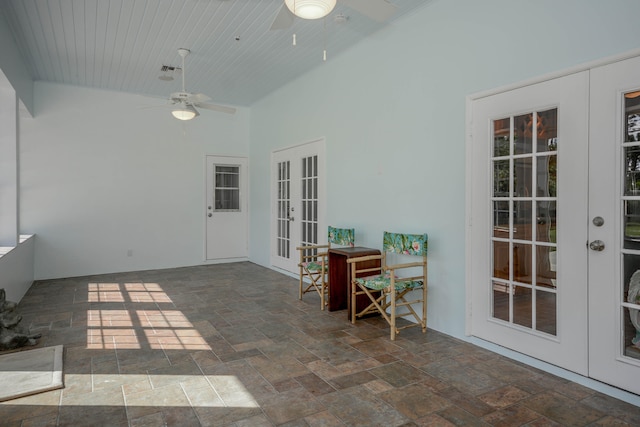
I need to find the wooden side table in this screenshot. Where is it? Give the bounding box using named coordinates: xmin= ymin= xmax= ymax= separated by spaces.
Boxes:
xmin=328 ymin=246 xmax=381 ymax=319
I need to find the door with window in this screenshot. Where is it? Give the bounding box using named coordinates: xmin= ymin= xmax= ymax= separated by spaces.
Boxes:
xmin=271 ymin=139 xmax=326 ymax=273
xmin=205 ymin=156 xmax=248 ymax=260
xmin=469 ymin=71 xmax=590 ymax=374
xmin=588 ymin=55 xmax=640 ymax=394
xmin=469 ymin=56 xmax=640 ymax=395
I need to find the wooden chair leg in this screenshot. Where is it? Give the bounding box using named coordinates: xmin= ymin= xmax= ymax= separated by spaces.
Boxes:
xmin=299 ymin=267 xmax=304 ymax=300
xmin=390 ymin=286 xmax=397 ymax=340
xmin=351 ymin=279 xmax=357 ymax=324
xmin=422 ymin=285 xmax=427 ymax=332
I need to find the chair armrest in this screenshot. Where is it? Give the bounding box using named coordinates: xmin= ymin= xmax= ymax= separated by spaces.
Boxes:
xmin=346 ymin=254 xmax=383 ymax=264
xmin=296 ymin=244 xmax=330 ymax=251
xmin=385 ymin=261 xmax=426 ymax=271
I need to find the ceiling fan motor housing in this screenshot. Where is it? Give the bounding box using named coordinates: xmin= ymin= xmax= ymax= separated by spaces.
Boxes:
xmin=170 ymin=92 xmax=191 ymax=102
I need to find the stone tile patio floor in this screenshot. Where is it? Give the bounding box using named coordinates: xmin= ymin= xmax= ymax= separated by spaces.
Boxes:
xmin=1 ymin=262 xmax=639 ymax=426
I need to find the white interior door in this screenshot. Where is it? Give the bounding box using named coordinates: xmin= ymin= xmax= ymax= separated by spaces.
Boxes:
xmin=469 ymin=71 xmax=590 ymax=374
xmin=205 ymin=156 xmax=248 ymax=260
xmin=589 ymin=55 xmax=640 ymax=395
xmin=271 ymin=140 xmax=326 ymax=273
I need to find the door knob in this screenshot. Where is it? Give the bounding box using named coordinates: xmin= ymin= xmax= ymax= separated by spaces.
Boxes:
xmin=589 ymin=240 xmax=605 ymax=251
xmin=208 ymin=213 xmax=212 ymax=217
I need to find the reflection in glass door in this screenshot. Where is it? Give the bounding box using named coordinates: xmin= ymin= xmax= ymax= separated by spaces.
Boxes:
xmin=622 ymin=91 xmax=640 ymax=362
xmin=491 ymin=110 xmax=558 ymax=336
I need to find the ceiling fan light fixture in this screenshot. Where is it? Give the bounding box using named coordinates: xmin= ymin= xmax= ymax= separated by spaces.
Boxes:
xmin=285 ymin=0 xmax=337 ymax=20
xmin=171 ymin=103 xmax=199 ymax=120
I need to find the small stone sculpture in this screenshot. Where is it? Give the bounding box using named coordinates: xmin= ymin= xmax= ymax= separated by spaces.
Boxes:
xmin=0 ymin=289 xmax=41 ymax=351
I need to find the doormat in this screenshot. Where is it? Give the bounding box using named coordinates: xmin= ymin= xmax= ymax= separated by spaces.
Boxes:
xmin=0 ymin=345 xmax=63 ymax=402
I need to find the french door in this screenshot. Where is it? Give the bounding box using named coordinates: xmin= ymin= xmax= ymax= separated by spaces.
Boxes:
xmin=588 ymin=55 xmax=640 ymax=394
xmin=469 ymin=71 xmax=590 ymax=374
xmin=271 ymin=139 xmax=326 ymax=273
xmin=469 ymin=55 xmax=640 ymax=395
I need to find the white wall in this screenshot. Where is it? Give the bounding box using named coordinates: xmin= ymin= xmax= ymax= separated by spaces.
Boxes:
xmin=249 ymin=0 xmax=640 ymax=339
xmin=20 ymin=82 xmax=249 ymax=279
xmin=0 ymin=9 xmax=33 ymax=115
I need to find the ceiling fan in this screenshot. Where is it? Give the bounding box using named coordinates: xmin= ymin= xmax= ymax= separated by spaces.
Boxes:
xmin=168 ymin=48 xmax=236 ymax=120
xmin=270 ymin=0 xmax=397 ymax=30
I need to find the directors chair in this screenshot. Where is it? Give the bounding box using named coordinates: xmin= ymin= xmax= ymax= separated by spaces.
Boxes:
xmin=297 ymin=226 xmax=355 ymax=309
xmin=347 ymin=231 xmax=427 ymax=340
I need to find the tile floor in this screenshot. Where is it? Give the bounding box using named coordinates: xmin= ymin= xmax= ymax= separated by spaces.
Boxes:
xmin=1 ymin=262 xmax=639 ymax=426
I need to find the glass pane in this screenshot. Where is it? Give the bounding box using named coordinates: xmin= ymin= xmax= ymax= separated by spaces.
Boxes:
xmin=494 ymin=118 xmax=510 ymax=157
xmin=624 ymin=200 xmax=640 ymax=250
xmin=625 ymin=146 xmax=640 ymax=195
xmin=229 ymin=173 xmax=239 ymax=188
xmin=492 ymin=282 xmax=510 ymax=322
xmin=513 ymin=243 xmax=532 ymax=284
xmin=536 ymin=290 xmax=557 ymax=335
xmin=493 ymin=160 xmax=510 ymax=197
xmin=625 ymin=91 xmax=640 ymax=142
xmin=314 ymin=176 xmax=318 ymax=199
xmin=536 ymin=155 xmax=557 ymax=197
xmin=624 ymin=254 xmax=640 ymax=359
xmin=313 ymin=222 xmax=317 ymax=244
xmin=624 ymin=306 xmax=640 ymax=360
xmin=536 ymin=201 xmax=556 ymax=243
xmin=493 ymin=240 xmax=509 ymax=280
xmin=536 ymin=245 xmax=556 ymax=289
xmin=536 ymin=109 xmax=558 ymax=152
xmin=513 ymin=201 xmax=532 ymax=241
xmin=514 ymin=113 xmax=533 ymax=155
xmin=493 ymin=201 xmax=510 ymax=238
xmin=513 ymin=286 xmax=532 ymax=329
xmin=514 ymin=157 xmax=532 ymax=197
xmin=215 ymin=189 xmax=239 ymax=210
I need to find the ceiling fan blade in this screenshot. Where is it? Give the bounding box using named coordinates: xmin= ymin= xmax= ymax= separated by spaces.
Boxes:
xmin=270 ymin=3 xmax=295 ymax=30
xmin=197 ymin=102 xmax=237 ymax=115
xmin=340 ymin=0 xmax=397 ymax=22
xmin=188 ymin=93 xmax=211 ymax=103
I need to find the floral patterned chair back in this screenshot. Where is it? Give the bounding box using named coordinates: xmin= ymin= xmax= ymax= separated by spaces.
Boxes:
xmin=382 ymin=232 xmax=428 ymax=256
xmin=328 ymin=226 xmax=355 ymax=247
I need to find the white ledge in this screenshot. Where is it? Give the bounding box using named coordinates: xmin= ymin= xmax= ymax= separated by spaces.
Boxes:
xmin=0 ymin=234 xmax=34 ymax=257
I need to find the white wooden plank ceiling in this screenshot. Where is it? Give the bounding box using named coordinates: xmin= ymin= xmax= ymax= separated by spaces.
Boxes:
xmin=0 ymin=0 xmax=430 ymax=107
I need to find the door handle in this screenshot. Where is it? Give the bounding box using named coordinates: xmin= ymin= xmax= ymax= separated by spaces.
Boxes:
xmin=288 ymin=216 xmax=294 ymax=222
xmin=589 ymin=240 xmax=605 ymax=251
